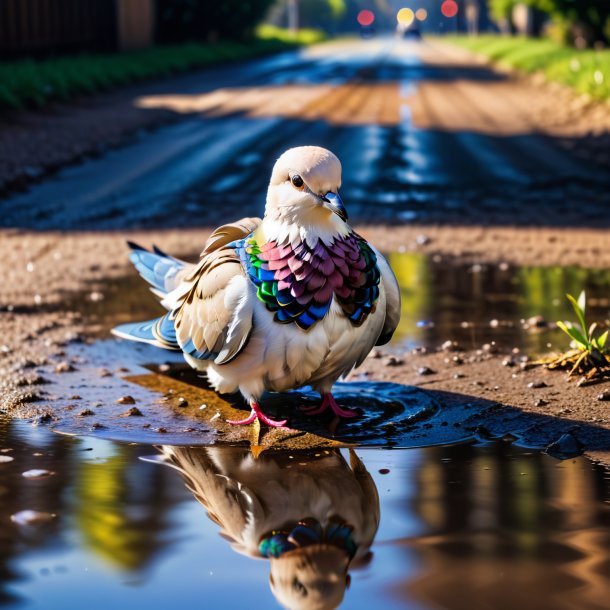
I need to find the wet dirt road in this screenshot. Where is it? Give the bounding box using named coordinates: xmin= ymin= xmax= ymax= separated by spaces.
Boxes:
xmin=2 ymin=37 xmax=608 ymax=230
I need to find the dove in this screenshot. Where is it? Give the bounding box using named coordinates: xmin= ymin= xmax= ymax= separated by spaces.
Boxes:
xmin=158 ymin=446 xmax=380 ymax=610
xmin=113 ymin=146 xmax=400 ymax=427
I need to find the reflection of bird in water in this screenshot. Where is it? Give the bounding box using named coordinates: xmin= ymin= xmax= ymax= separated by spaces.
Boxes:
xmin=160 ymin=447 xmax=380 ymax=610
xmin=114 ymin=146 xmax=400 ymax=427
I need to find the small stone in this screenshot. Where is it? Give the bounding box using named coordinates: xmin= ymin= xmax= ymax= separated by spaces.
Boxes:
xmin=453 ymin=373 xmax=465 ymax=379
xmin=417 ymin=366 xmax=436 ymax=376
xmin=116 ymin=395 xmax=136 ymax=405
xmin=158 ymin=363 xmax=171 ymax=373
xmin=89 ymin=291 xmax=104 ymax=302
xmin=597 ymin=391 xmax=610 ymax=402
xmin=0 ymin=455 xmax=14 ymax=463
xmin=120 ymin=407 xmax=143 ymax=417
xmin=79 ymin=409 xmax=94 ymax=417
xmin=11 ymin=510 xmax=56 ymax=525
xmin=22 ymin=469 xmax=55 ymax=479
xmin=384 ymin=356 xmax=404 ymax=367
xmin=482 ymin=342 xmax=498 ymax=354
xmin=502 ymin=358 xmax=516 ymax=367
xmin=535 ymin=398 xmax=549 ymax=407
xmin=370 ymin=349 xmax=383 ymax=359
xmin=378 ymin=468 xmax=390 ymax=474
xmin=441 ymin=340 xmax=460 ymax=352
xmin=452 ymin=356 xmax=463 ymax=365
xmin=177 ymin=397 xmax=188 ymax=408
xmin=90 ymin=422 xmax=105 ymax=429
xmin=415 ymin=234 xmax=430 ymax=246
xmin=55 ymin=361 xmax=74 ymax=373
xmin=69 ymin=395 xmax=81 ymax=400
xmin=528 ymin=381 xmax=548 ymax=389
xmin=97 ymin=368 xmax=112 ymax=378
xmin=155 ymin=427 xmax=168 ymax=434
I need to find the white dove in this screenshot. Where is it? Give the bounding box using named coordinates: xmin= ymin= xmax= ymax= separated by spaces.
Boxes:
xmin=113 ymin=146 xmax=400 ymax=427
xmin=159 ymin=446 xmax=380 ymax=610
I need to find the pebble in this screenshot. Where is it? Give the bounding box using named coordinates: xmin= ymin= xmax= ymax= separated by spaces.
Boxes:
xmin=502 ymin=358 xmax=516 ymax=367
xmin=384 ymin=356 xmax=404 ymax=367
xmin=177 ymin=397 xmax=188 ymax=408
xmin=453 ymin=373 xmax=465 ymax=379
xmin=22 ymin=469 xmax=54 ymax=479
xmin=378 ymin=468 xmax=390 ymax=475
xmin=158 ymin=363 xmax=171 ymax=372
xmin=116 ymin=395 xmax=136 ymax=405
xmin=417 ymin=366 xmax=436 ymax=376
xmin=54 ymin=361 xmax=74 ymax=373
xmin=79 ymin=409 xmax=94 ymax=417
xmin=441 ymin=340 xmax=460 ymax=352
xmin=0 ymin=455 xmax=15 ymax=463
xmin=528 ymin=381 xmax=548 ymax=389
xmin=597 ymin=391 xmax=610 ymax=402
xmin=11 ymin=510 xmax=56 ymax=525
xmin=97 ymin=368 xmax=112 ymax=378
xmin=121 ymin=407 xmax=143 ymax=417
xmin=535 ymin=398 xmax=549 ymax=407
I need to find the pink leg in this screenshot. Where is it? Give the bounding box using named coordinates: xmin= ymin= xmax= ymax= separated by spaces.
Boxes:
xmin=227 ymin=401 xmax=287 ymax=428
xmin=301 ymin=393 xmax=359 ymax=418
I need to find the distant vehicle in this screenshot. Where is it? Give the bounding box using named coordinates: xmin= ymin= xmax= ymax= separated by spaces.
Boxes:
xmin=403 ymin=25 xmax=422 ymax=41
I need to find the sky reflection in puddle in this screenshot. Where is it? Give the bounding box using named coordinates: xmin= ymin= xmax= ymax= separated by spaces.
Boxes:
xmin=2 ymin=417 xmax=610 ymax=610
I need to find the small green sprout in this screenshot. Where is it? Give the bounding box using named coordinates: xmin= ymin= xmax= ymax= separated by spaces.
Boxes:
xmin=555 ymin=291 xmax=609 ymax=377
xmin=557 ymin=291 xmax=608 ymax=354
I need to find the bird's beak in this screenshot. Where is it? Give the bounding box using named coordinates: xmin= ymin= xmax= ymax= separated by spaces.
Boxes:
xmin=321 ymin=191 xmax=348 ymax=221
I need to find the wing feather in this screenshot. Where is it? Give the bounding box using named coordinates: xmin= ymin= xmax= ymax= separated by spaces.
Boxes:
xmin=372 ymin=248 xmax=401 ymax=346
xmin=170 ymin=218 xmax=261 ymax=365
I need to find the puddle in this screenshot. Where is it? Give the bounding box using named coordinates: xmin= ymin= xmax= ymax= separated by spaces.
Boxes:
xmin=72 ymin=253 xmax=610 ymax=355
xmin=21 ymin=251 xmax=610 ymax=451
xmin=1 ymin=417 xmax=610 ymax=610
xmin=388 ymin=253 xmax=610 ymax=354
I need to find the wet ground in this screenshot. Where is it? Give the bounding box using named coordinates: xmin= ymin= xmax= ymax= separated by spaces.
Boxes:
xmin=1 ymin=417 xmax=610 ymax=610
xmin=2 ymin=38 xmax=609 ymax=229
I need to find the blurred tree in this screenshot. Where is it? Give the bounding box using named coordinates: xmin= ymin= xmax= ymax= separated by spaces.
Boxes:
xmin=492 ymin=0 xmax=610 ymax=46
xmin=529 ymin=0 xmax=610 ymax=46
xmin=156 ymin=0 xmax=277 ymax=43
xmin=489 ymin=0 xmax=519 ymax=32
xmin=269 ymin=0 xmax=346 ymax=31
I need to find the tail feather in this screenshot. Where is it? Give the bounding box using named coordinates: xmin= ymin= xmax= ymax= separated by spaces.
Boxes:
xmin=127 ymin=241 xmax=187 ymax=297
xmin=112 ymin=313 xmax=180 ymax=351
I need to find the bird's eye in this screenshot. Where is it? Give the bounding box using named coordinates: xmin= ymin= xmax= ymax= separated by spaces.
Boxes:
xmin=291 ymin=174 xmax=305 ymax=190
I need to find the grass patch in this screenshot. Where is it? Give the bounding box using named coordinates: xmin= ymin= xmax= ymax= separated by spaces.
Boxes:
xmin=0 ymin=29 xmax=325 ymax=112
xmin=443 ymin=35 xmax=610 ymax=101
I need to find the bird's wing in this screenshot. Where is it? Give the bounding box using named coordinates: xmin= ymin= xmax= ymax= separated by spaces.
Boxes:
xmin=372 ymin=247 xmax=401 ymax=346
xmin=161 ymin=447 xmax=259 ymax=547
xmin=201 ymin=217 xmax=262 ymax=254
xmin=163 ymin=218 xmax=262 ymax=365
xmin=168 ymin=247 xmax=253 ymax=365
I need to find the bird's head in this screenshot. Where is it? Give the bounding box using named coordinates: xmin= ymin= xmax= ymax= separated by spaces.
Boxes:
xmin=265 ymin=146 xmax=348 ymax=231
xmin=269 ymin=544 xmax=350 ymax=610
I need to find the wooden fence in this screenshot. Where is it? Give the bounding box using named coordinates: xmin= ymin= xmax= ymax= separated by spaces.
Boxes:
xmin=0 ymin=0 xmax=118 ymax=58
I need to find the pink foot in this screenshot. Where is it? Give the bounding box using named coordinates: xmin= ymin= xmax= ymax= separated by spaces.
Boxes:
xmin=227 ymin=402 xmax=287 ymax=428
xmin=301 ymin=393 xmax=359 ymax=418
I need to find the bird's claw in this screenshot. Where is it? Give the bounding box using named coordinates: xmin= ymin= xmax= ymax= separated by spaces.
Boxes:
xmin=227 ymin=402 xmax=287 ymax=428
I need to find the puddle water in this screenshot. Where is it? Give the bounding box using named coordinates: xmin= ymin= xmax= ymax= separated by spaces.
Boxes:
xmin=1 ymin=417 xmax=610 ymax=610
xmin=74 ymin=253 xmax=610 ymax=356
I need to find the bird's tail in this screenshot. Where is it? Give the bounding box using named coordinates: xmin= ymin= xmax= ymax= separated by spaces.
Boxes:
xmin=111 ymin=242 xmax=187 ymax=350
xmin=126 ymin=241 xmax=188 ymax=299
xmin=112 ymin=312 xmax=180 ymax=350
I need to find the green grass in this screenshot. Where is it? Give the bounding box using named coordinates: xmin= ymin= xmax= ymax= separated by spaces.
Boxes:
xmin=0 ymin=30 xmax=325 ymax=112
xmin=443 ymin=35 xmax=610 ymax=101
